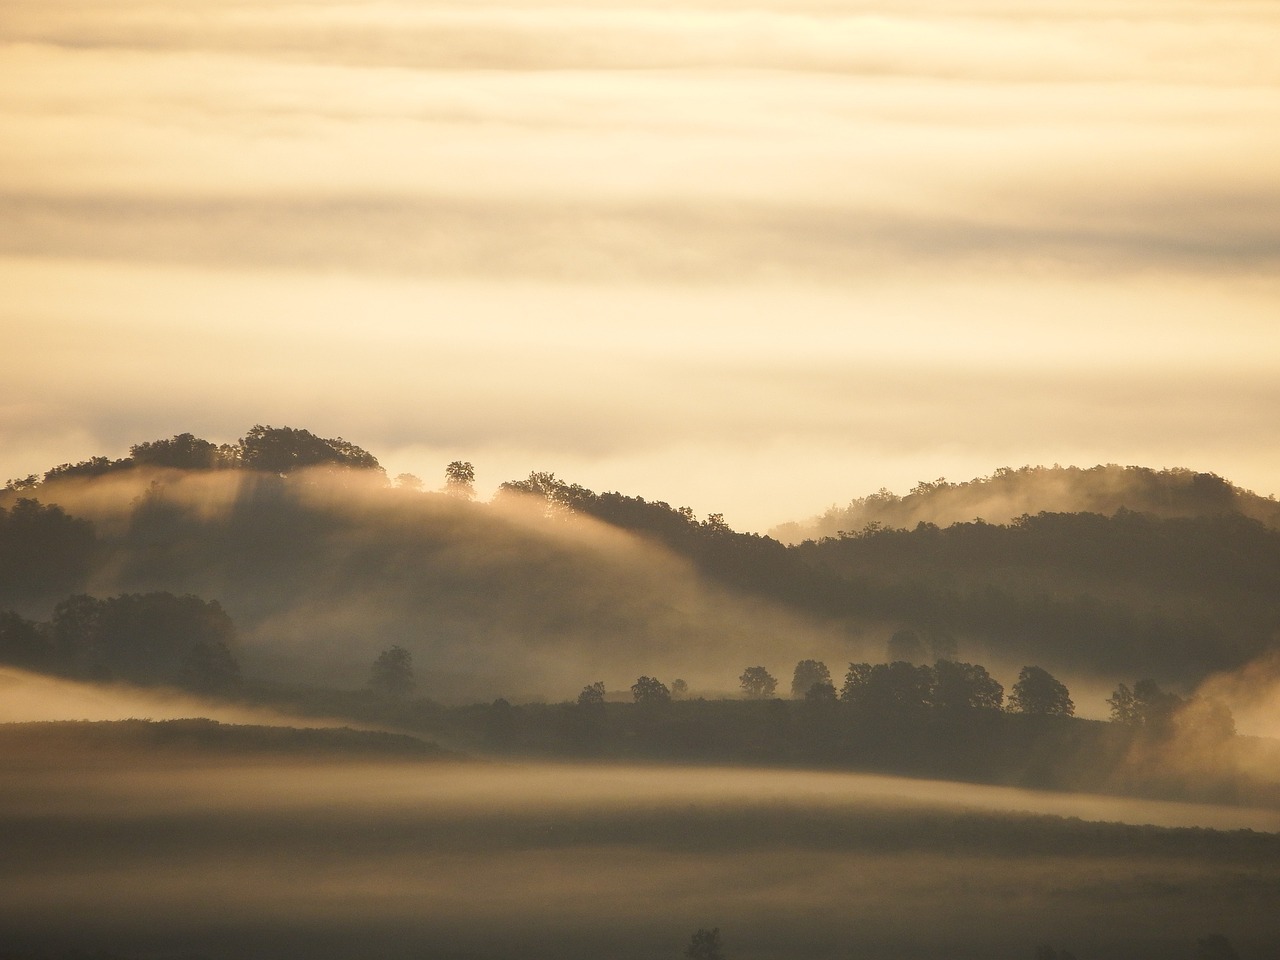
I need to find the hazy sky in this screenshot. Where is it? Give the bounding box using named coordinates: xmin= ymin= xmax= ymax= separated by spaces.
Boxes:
xmin=3 ymin=0 xmax=1279 ymax=531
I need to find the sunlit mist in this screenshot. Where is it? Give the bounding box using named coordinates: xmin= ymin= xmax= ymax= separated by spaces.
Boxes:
xmin=3 ymin=0 xmax=1280 ymax=529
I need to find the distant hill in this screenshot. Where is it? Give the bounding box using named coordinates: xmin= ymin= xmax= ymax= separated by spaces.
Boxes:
xmin=769 ymin=465 xmax=1280 ymax=543
xmin=4 ymin=429 xmax=1280 ymax=701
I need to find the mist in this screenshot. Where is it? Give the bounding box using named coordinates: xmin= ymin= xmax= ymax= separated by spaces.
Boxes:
xmin=4 ymin=0 xmax=1280 ymax=529
xmin=14 ymin=467 xmax=865 ymax=700
xmin=2 ymin=746 xmax=1278 ymax=960
xmin=0 ymin=664 xmax=376 ymax=731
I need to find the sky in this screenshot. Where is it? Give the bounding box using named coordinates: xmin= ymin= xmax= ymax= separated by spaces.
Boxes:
xmin=2 ymin=0 xmax=1279 ymax=532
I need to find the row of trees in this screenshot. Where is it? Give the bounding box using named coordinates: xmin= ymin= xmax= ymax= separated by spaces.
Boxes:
xmin=27 ymin=426 xmax=383 ymax=483
xmin=566 ymin=661 xmax=1074 ymax=717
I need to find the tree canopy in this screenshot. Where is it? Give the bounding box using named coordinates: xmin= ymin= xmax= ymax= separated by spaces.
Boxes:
xmin=1008 ymin=666 xmax=1074 ymax=717
xmin=790 ymin=659 xmax=831 ymax=699
xmin=739 ymin=665 xmax=778 ymax=699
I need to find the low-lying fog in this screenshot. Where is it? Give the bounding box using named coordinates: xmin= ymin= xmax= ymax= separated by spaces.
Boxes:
xmin=2 ymin=749 xmax=1278 ymax=960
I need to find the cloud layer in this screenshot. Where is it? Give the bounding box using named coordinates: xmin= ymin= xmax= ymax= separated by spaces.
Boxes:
xmin=3 ymin=0 xmax=1279 ymax=528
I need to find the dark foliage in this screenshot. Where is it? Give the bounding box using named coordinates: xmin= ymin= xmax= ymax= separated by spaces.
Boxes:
xmin=1009 ymin=666 xmax=1074 ymax=717
xmin=130 ymin=432 xmax=235 ymax=470
xmin=7 ymin=591 xmax=243 ymax=691
xmin=0 ymin=499 xmax=96 ymax=604
xmin=238 ymin=424 xmax=381 ymax=474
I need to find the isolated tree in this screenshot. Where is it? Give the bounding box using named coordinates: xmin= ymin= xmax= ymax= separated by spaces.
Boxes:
xmin=1009 ymin=666 xmax=1074 ymax=717
xmin=577 ymin=681 xmax=606 ymax=707
xmin=686 ymin=927 xmax=725 ymax=960
xmin=670 ymin=678 xmax=689 ymax=699
xmin=631 ymin=676 xmax=671 ymax=705
xmin=394 ymin=473 xmax=424 ymax=491
xmin=369 ymin=645 xmax=416 ymax=698
xmin=444 ymin=461 xmax=475 ymax=499
xmin=739 ymin=665 xmax=777 ymax=699
xmin=790 ymin=659 xmax=831 ymax=699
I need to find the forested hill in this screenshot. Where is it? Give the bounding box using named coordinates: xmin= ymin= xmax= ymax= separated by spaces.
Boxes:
xmin=769 ymin=464 xmax=1280 ymax=543
xmin=3 ymin=427 xmax=1280 ymax=700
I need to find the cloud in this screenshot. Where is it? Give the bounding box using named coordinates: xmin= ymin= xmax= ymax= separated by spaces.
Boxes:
xmin=3 ymin=189 xmax=1280 ymax=283
xmin=3 ymin=0 xmax=1279 ymax=529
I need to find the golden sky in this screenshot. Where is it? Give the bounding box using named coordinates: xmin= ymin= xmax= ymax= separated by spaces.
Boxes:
xmin=3 ymin=0 xmax=1278 ymax=530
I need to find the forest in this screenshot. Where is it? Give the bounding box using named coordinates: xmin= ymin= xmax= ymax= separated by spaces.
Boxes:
xmin=2 ymin=425 xmax=1279 ymax=959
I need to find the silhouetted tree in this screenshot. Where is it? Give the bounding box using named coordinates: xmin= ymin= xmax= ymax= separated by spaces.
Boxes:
xmin=0 ymin=610 xmax=53 ymax=670
xmin=1107 ymin=682 xmax=1138 ymax=723
xmin=932 ymin=660 xmax=1003 ymax=711
xmin=1009 ymin=666 xmax=1074 ymax=717
xmin=0 ymin=498 xmax=96 ymax=603
xmin=577 ymin=680 xmax=606 ymax=707
xmin=841 ymin=661 xmax=933 ymax=712
xmin=48 ymin=591 xmax=238 ymax=689
xmin=370 ymin=645 xmax=416 ymax=698
xmin=444 ymin=461 xmax=475 ymax=499
xmin=239 ymin=424 xmax=380 ymax=474
xmin=670 ymin=678 xmax=688 ymax=699
xmin=790 ymin=659 xmax=831 ymax=699
xmin=686 ymin=927 xmax=725 ymax=960
xmin=395 ymin=473 xmax=424 ymax=491
xmin=129 ymin=433 xmax=225 ymax=470
xmin=631 ymin=676 xmax=671 ymax=704
xmin=1108 ymin=679 xmax=1181 ymax=727
xmin=739 ymin=665 xmax=777 ymax=699
xmin=44 ymin=455 xmax=132 ymax=482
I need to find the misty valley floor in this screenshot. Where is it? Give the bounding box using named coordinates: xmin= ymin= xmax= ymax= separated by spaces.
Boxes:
xmin=2 ymin=749 xmax=1278 ymax=960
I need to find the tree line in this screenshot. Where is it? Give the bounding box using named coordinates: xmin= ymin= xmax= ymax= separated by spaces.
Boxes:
xmin=8 ymin=424 xmax=1280 ymax=690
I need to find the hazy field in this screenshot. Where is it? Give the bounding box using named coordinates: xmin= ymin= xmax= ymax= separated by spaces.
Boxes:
xmin=3 ymin=749 xmax=1278 ymax=960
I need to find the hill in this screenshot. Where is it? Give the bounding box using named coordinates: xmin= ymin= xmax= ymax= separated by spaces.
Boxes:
xmin=4 ymin=427 xmax=1280 ymax=710
xmin=769 ymin=464 xmax=1280 ymax=543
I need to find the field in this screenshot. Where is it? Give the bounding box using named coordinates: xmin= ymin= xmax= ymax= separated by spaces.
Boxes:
xmin=2 ymin=737 xmax=1278 ymax=960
